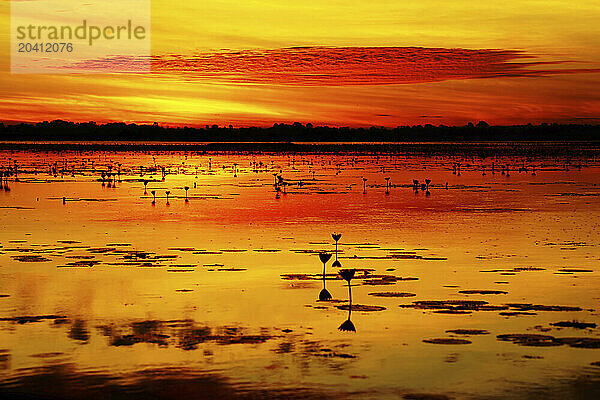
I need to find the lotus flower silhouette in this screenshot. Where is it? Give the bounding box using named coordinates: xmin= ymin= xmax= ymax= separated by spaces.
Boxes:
xmin=319 ymin=288 xmax=332 ymax=301
xmin=338 ymin=319 xmax=356 ymax=332
xmin=338 ymin=268 xmax=357 ymax=333
xmin=318 ymin=252 xmax=332 ymax=292
xmin=319 ymin=253 xmax=332 ymax=264
xmin=332 ymin=233 xmax=342 ymax=267
xmin=339 ymin=269 xmax=356 ymax=283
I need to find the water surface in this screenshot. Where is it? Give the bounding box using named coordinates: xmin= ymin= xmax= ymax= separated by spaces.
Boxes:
xmin=1 ymin=146 xmax=599 ymax=399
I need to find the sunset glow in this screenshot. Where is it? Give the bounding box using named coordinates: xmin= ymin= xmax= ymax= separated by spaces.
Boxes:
xmin=1 ymin=1 xmax=600 ymax=126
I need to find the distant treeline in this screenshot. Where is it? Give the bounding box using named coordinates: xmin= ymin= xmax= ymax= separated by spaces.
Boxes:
xmin=1 ymin=120 xmax=600 ymax=142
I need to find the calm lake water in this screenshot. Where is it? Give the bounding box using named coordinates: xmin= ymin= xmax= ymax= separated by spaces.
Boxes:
xmin=1 ymin=146 xmax=599 ymax=399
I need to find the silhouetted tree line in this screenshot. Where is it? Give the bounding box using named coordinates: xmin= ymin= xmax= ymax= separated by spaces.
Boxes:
xmin=0 ymin=120 xmax=599 ymax=142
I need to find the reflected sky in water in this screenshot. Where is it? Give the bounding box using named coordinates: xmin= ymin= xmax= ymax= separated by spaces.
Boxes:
xmin=1 ymin=146 xmax=600 ymax=399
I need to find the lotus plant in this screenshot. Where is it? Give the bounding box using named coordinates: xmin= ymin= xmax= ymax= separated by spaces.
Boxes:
xmin=338 ymin=268 xmax=357 ymax=332
xmin=332 ymin=233 xmax=342 ymax=268
xmin=318 ymin=252 xmax=332 ymax=301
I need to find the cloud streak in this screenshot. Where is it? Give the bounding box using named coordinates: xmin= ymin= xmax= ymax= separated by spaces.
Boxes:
xmin=73 ymin=46 xmax=600 ymax=86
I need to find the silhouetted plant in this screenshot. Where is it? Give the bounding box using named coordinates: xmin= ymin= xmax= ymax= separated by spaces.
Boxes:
xmin=318 ymin=252 xmax=333 ymax=300
xmin=338 ymin=316 xmax=356 ymax=332
xmin=339 ymin=268 xmax=355 ymax=283
xmin=338 ymin=268 xmax=357 ymax=332
xmin=319 ymin=252 xmax=332 ymax=276
xmin=332 ymin=233 xmax=342 ymax=268
xmin=319 ymin=277 xmax=332 ymax=301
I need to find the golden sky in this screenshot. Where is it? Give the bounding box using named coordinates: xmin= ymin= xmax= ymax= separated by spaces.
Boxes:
xmin=1 ymin=0 xmax=599 ymax=126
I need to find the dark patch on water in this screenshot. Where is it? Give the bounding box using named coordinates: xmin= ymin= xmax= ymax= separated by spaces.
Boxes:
xmin=550 ymin=321 xmax=597 ymax=329
xmin=11 ymin=255 xmax=52 ymax=262
xmin=423 ymin=338 xmax=472 ymax=345
xmin=335 ymin=304 xmax=386 ymax=312
xmin=446 ymin=329 xmax=490 ymax=335
xmin=559 ymin=268 xmax=594 ymax=273
xmin=368 ymin=292 xmax=416 ymax=298
xmin=403 ymin=394 xmax=452 ymax=400
xmin=459 ymin=290 xmax=508 ymax=295
xmin=499 ymin=312 xmax=538 ymax=317
xmin=401 ymin=300 xmax=507 ymax=312
xmin=217 ymin=268 xmax=247 ymax=271
xmin=498 ymin=334 xmax=600 ymax=348
xmin=506 ymin=303 xmax=583 ymax=312
xmin=0 ymin=315 xmax=68 ymax=324
xmin=57 ymin=260 xmax=100 ymax=268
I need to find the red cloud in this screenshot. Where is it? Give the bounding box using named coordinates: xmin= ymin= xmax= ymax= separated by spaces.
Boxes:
xmin=70 ymin=46 xmax=600 ymax=86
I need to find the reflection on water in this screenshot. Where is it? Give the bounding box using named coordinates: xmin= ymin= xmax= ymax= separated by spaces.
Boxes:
xmin=338 ymin=269 xmax=357 ymax=332
xmin=1 ymin=145 xmax=600 ymax=399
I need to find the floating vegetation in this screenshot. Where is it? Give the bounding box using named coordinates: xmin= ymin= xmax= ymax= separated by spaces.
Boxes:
xmin=458 ymin=290 xmax=508 ymax=295
xmin=434 ymin=310 xmax=473 ymax=314
xmin=445 ymin=329 xmax=490 ymax=335
xmin=497 ymin=334 xmax=562 ymax=347
xmin=362 ymin=275 xmax=419 ymax=286
xmin=480 ymin=266 xmax=546 ymax=273
xmin=335 ymin=304 xmax=386 ymax=312
xmin=368 ymin=292 xmax=416 ymax=298
xmin=290 ymin=249 xmax=327 ymax=254
xmin=401 ymin=300 xmax=583 ymax=314
xmin=559 ymin=338 xmax=600 ymax=348
xmin=499 ymin=312 xmax=538 ymax=317
xmin=497 ymin=334 xmax=600 ymax=348
xmin=0 ymin=315 xmax=68 ymax=324
xmin=423 ymin=338 xmax=472 ymax=345
xmin=341 ymin=253 xmax=446 ymax=261
xmin=403 ymin=393 xmax=452 ymax=400
xmin=216 ymin=267 xmax=247 ymax=271
xmin=558 ymin=268 xmax=593 ymax=273
xmin=11 ymin=255 xmax=52 ymax=262
xmin=57 ymin=260 xmax=100 ymax=268
xmin=400 ymin=300 xmax=507 ymax=312
xmin=281 ymin=269 xmax=375 ymax=282
xmin=505 ymin=303 xmax=583 ymax=312
xmin=281 ymin=273 xmax=340 ymax=281
xmin=168 ymin=247 xmax=201 ymax=252
xmin=550 ymin=321 xmax=597 ymax=329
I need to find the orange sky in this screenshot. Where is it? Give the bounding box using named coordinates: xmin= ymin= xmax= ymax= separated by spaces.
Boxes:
xmin=1 ymin=0 xmax=600 ymax=127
